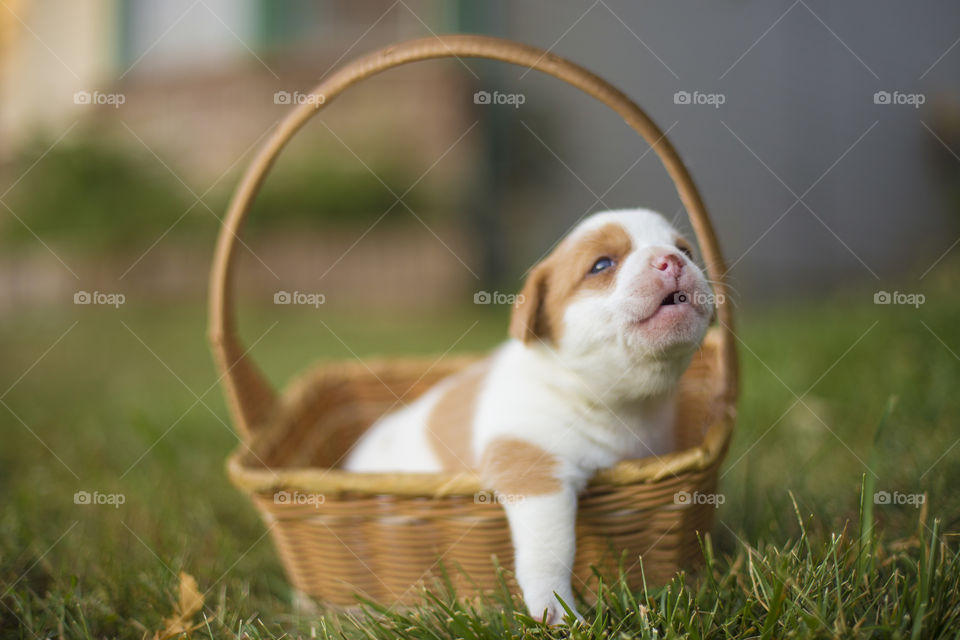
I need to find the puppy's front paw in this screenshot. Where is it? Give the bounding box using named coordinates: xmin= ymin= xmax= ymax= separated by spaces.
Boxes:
xmin=526 ymin=591 xmax=582 ymax=626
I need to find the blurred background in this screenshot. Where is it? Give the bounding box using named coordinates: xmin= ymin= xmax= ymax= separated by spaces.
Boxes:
xmin=2 ymin=2 xmax=960 ymax=636
xmin=2 ymin=0 xmax=959 ymax=311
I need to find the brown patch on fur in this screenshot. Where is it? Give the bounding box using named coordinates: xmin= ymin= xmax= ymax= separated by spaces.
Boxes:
xmin=674 ymin=334 xmax=724 ymax=451
xmin=510 ymin=223 xmax=632 ymax=344
xmin=479 ymin=437 xmax=562 ymax=496
xmin=427 ymin=359 xmax=492 ymax=470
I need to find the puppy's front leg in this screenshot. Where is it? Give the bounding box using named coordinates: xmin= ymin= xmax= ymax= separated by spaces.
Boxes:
xmin=501 ymin=486 xmax=581 ymax=625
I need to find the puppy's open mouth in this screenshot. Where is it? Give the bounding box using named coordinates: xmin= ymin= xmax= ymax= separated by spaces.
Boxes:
xmin=634 ymin=290 xmax=694 ymax=325
xmin=660 ymin=291 xmax=688 ymax=306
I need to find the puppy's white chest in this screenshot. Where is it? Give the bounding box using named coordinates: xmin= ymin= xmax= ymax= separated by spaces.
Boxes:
xmin=603 ymin=396 xmax=676 ymax=459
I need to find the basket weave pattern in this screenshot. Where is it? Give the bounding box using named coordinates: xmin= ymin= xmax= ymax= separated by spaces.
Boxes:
xmin=210 ymin=35 xmax=739 ymax=607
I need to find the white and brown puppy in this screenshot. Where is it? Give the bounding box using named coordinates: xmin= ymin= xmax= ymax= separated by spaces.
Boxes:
xmin=344 ymin=208 xmax=714 ymax=623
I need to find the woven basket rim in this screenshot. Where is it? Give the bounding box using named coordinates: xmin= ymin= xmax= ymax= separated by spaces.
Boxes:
xmin=226 ymin=330 xmax=735 ymax=498
xmin=226 ymin=415 xmax=733 ymax=498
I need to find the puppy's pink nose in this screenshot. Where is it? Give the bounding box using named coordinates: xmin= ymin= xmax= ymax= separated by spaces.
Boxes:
xmin=652 ymin=252 xmax=684 ymax=277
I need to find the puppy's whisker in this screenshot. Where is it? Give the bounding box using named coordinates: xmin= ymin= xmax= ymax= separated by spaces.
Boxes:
xmin=704 ymin=279 xmax=742 ymax=301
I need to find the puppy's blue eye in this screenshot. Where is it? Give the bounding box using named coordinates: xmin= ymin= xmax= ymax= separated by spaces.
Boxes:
xmin=589 ymin=257 xmax=615 ymax=274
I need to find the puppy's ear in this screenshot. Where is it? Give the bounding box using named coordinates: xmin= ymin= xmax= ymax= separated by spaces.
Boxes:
xmin=509 ymin=262 xmax=552 ymax=344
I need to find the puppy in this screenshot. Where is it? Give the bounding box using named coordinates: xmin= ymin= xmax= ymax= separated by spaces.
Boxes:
xmin=344 ymin=208 xmax=714 ymax=623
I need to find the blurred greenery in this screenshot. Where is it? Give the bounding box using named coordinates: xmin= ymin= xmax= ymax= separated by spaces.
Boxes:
xmin=0 ymin=264 xmax=958 ymax=637
xmin=247 ymin=154 xmax=430 ymax=231
xmin=1 ymin=134 xmax=434 ymax=251
xmin=3 ymin=136 xmax=196 ymax=249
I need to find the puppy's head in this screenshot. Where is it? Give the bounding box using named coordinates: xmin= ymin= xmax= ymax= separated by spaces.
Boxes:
xmin=510 ymin=209 xmax=714 ymax=384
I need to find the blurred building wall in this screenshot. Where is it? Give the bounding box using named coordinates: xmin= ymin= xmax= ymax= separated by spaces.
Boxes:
xmin=0 ymin=0 xmax=116 ymax=145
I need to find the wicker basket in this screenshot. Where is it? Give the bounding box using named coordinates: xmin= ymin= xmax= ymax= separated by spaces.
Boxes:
xmin=210 ymin=35 xmax=739 ymax=607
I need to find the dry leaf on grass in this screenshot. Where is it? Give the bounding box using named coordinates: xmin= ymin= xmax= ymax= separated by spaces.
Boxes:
xmin=149 ymin=572 xmax=205 ymax=640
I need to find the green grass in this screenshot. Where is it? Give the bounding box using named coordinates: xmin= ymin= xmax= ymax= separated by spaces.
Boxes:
xmin=1 ymin=267 xmax=959 ymax=638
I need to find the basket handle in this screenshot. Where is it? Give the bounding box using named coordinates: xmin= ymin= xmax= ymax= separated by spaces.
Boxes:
xmin=209 ymin=34 xmax=738 ymax=441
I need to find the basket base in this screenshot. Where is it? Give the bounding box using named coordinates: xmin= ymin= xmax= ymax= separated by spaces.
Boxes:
xmin=252 ymin=463 xmax=718 ymax=607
